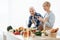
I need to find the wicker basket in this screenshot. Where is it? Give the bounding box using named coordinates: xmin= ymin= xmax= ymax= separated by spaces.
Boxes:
xmin=48 ymin=32 xmax=57 ymax=38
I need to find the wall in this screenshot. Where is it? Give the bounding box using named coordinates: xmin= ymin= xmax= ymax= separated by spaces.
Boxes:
xmin=0 ymin=0 xmax=60 ymax=36
xmin=0 ymin=0 xmax=8 ymax=31
xmin=8 ymin=0 xmax=60 ymax=28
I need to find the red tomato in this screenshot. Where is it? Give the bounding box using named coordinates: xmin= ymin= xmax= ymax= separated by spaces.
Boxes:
xmin=13 ymin=32 xmax=20 ymax=35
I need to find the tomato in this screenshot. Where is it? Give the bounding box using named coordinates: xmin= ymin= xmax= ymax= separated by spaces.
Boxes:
xmin=13 ymin=32 xmax=20 ymax=35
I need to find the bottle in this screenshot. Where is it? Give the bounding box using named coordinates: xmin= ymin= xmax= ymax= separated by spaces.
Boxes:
xmin=42 ymin=33 xmax=45 ymax=37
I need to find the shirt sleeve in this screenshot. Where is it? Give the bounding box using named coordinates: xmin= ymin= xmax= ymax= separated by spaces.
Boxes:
xmin=44 ymin=13 xmax=51 ymax=27
xmin=45 ymin=13 xmax=55 ymax=27
xmin=45 ymin=22 xmax=51 ymax=27
xmin=48 ymin=13 xmax=55 ymax=27
xmin=38 ymin=13 xmax=43 ymax=18
xmin=36 ymin=13 xmax=43 ymax=26
xmin=28 ymin=16 xmax=32 ymax=28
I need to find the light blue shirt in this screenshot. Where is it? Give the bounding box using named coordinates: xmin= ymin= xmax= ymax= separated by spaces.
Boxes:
xmin=44 ymin=11 xmax=55 ymax=28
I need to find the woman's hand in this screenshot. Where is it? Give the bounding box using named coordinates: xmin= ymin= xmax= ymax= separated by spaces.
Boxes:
xmin=38 ymin=17 xmax=44 ymax=22
xmin=38 ymin=16 xmax=48 ymax=23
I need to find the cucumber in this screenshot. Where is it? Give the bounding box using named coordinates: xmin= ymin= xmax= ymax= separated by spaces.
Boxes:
xmin=35 ymin=31 xmax=42 ymax=36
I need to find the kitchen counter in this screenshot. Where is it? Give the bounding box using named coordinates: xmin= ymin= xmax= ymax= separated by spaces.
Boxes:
xmin=32 ymin=36 xmax=60 ymax=40
xmin=3 ymin=31 xmax=60 ymax=40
